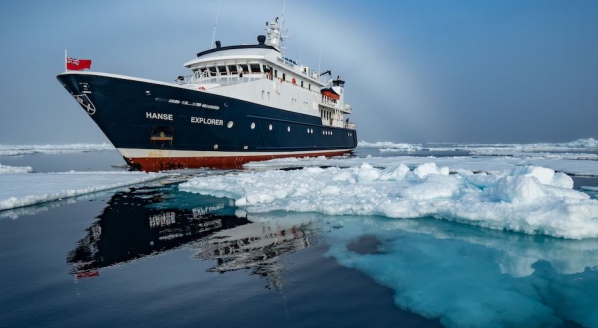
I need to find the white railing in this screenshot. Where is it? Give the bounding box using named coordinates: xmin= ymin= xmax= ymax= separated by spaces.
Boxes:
xmin=175 ymin=71 xmax=271 ymax=87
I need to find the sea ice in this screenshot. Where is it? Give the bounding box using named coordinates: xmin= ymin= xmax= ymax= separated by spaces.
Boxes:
xmin=0 ymin=171 xmax=165 ymax=212
xmin=322 ymin=217 xmax=598 ymax=328
xmin=180 ymin=163 xmax=598 ymax=239
xmin=244 ymin=155 xmax=598 ymax=177
xmin=359 ymin=138 xmax=598 ymax=153
xmin=0 ymin=163 xmax=33 ymax=174
xmin=358 ymin=141 xmax=422 ymax=151
xmin=0 ymin=143 xmax=114 ymax=156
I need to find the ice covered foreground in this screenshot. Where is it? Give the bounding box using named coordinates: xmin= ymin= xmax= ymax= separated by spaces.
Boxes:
xmin=0 ymin=171 xmax=164 ymax=211
xmin=180 ymin=163 xmax=598 ymax=239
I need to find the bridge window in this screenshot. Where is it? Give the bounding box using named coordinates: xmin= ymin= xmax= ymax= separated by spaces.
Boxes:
xmin=208 ymin=67 xmax=217 ymax=76
xmin=228 ymin=65 xmax=238 ymax=74
xmin=218 ymin=66 xmax=228 ymax=75
xmin=250 ymin=64 xmax=261 ymax=73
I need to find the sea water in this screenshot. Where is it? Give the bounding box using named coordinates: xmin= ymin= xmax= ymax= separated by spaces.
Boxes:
xmin=1 ymin=141 xmax=597 ymax=327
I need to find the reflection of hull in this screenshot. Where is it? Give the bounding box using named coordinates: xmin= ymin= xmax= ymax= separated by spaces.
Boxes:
xmin=57 ymin=72 xmax=357 ymax=171
xmin=67 ymin=186 xmax=321 ymax=289
xmin=67 ymin=187 xmax=250 ymax=275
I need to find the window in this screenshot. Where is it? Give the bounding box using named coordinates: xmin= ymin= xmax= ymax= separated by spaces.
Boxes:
xmin=240 ymin=64 xmax=249 ymax=73
xmin=250 ymin=64 xmax=261 ymax=73
xmin=282 ymin=73 xmax=286 ymax=81
xmin=218 ymin=66 xmax=228 ymax=75
xmin=275 ymin=69 xmax=278 ymax=78
xmin=208 ymin=67 xmax=217 ymax=76
xmin=228 ymin=65 xmax=238 ymax=74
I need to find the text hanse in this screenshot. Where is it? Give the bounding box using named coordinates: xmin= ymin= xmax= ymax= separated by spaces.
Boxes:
xmin=146 ymin=112 xmax=173 ymax=121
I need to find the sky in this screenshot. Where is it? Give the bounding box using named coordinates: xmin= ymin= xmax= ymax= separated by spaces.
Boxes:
xmin=0 ymin=0 xmax=597 ymax=144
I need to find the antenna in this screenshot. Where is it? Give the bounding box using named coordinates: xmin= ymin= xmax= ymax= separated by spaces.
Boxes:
xmin=279 ymin=0 xmax=289 ymax=55
xmin=281 ymin=0 xmax=287 ymax=29
xmin=210 ymin=0 xmax=222 ymax=49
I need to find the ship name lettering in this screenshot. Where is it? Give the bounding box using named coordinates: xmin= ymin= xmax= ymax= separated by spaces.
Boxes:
xmin=191 ymin=117 xmax=224 ymax=126
xmin=146 ymin=112 xmax=173 ymax=121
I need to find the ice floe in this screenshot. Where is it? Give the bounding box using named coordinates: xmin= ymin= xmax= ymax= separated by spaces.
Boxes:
xmin=358 ymin=141 xmax=423 ymax=152
xmin=0 ymin=171 xmax=165 ymax=212
xmin=244 ymin=155 xmax=598 ymax=177
xmin=0 ymin=163 xmax=33 ymax=174
xmin=358 ymin=138 xmax=598 ymax=153
xmin=180 ymin=163 xmax=598 ymax=239
xmin=323 ymin=217 xmax=598 ymax=328
xmin=0 ymin=143 xmax=114 ymax=156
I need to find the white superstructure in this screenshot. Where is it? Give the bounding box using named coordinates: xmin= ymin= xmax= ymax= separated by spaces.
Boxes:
xmin=179 ymin=17 xmax=355 ymax=130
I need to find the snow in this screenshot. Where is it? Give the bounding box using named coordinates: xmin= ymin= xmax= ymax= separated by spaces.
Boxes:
xmin=0 ymin=163 xmax=33 ymax=174
xmin=0 ymin=143 xmax=114 ymax=156
xmin=180 ymin=163 xmax=598 ymax=239
xmin=0 ymin=171 xmax=165 ymax=211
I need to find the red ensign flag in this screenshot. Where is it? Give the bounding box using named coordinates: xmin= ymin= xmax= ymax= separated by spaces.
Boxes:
xmin=67 ymin=57 xmax=92 ymax=70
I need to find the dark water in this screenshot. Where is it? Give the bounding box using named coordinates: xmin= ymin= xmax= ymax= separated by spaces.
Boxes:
xmin=1 ymin=150 xmax=597 ymax=327
xmin=0 ymin=181 xmax=439 ymax=328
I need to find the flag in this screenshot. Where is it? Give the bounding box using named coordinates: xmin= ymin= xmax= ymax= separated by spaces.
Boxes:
xmin=67 ymin=57 xmax=92 ymax=70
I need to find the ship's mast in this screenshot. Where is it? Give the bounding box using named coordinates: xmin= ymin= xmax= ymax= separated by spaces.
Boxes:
xmin=265 ymin=0 xmax=289 ymax=53
xmin=265 ymin=17 xmax=282 ymax=50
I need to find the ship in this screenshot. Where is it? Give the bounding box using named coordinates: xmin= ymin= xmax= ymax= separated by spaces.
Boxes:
xmin=57 ymin=17 xmax=357 ymax=171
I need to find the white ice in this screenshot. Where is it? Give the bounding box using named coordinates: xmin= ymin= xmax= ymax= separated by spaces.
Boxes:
xmin=180 ymin=163 xmax=598 ymax=239
xmin=358 ymin=138 xmax=598 ymax=153
xmin=358 ymin=141 xmax=422 ymax=152
xmin=0 ymin=171 xmax=165 ymax=211
xmin=0 ymin=143 xmax=114 ymax=156
xmin=244 ymin=154 xmax=598 ymax=177
xmin=0 ymin=163 xmax=33 ymax=174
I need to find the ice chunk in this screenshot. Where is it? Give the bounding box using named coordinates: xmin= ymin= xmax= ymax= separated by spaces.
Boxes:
xmin=0 ymin=163 xmax=33 ymax=174
xmin=180 ymin=163 xmax=598 ymax=239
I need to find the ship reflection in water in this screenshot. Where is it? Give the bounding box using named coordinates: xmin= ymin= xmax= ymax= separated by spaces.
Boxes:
xmin=67 ymin=184 xmax=320 ymax=289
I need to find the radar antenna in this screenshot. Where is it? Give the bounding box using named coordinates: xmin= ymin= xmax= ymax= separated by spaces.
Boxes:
xmin=210 ymin=0 xmax=222 ymax=49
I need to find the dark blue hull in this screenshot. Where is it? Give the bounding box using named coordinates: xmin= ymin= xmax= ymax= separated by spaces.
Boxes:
xmin=57 ymin=72 xmax=357 ymax=170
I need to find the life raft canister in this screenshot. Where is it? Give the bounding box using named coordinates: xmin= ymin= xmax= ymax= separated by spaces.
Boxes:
xmin=292 ymin=77 xmax=296 ymax=85
xmin=199 ymin=86 xmax=206 ymax=90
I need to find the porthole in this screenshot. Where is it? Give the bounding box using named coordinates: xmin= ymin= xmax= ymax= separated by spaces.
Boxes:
xmin=214 ymin=144 xmax=219 ymax=150
xmin=269 ymin=124 xmax=273 ymax=131
xmin=307 ymin=128 xmax=310 ymax=133
xmin=251 ymin=122 xmax=255 ymax=129
xmin=287 ymin=126 xmax=291 ymax=132
xmin=227 ymin=121 xmax=234 ymax=128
